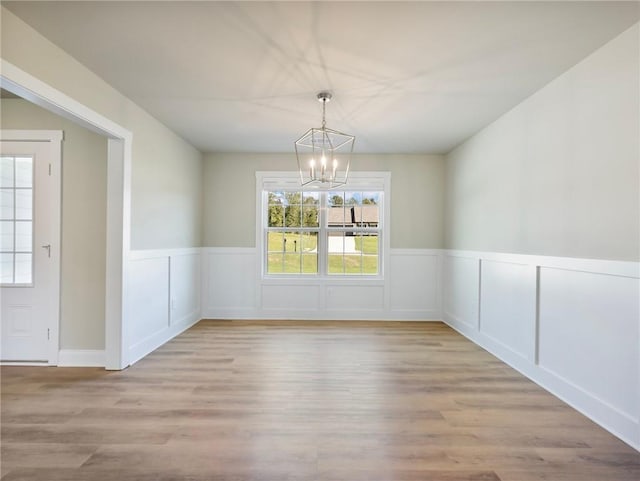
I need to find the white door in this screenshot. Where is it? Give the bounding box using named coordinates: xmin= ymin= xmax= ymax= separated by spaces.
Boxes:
xmin=0 ymin=131 xmax=61 ymax=363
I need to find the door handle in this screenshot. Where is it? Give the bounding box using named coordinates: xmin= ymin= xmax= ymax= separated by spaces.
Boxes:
xmin=41 ymin=244 xmax=51 ymax=258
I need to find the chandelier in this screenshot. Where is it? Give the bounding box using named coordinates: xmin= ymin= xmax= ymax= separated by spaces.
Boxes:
xmin=295 ymin=92 xmax=354 ymax=188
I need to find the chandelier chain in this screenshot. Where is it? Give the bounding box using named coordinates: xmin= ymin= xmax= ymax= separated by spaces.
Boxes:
xmin=321 ymin=98 xmax=327 ymax=129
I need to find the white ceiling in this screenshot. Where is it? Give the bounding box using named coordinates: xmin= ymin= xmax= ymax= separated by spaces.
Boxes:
xmin=4 ymin=1 xmax=639 ymax=154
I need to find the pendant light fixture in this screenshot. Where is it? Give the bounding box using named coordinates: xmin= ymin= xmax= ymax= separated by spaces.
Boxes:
xmin=295 ymin=92 xmax=354 ymax=188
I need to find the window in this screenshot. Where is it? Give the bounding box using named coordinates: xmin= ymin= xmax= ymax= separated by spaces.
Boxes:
xmin=259 ymin=172 xmax=389 ymax=278
xmin=1 ymin=155 xmax=34 ymax=285
xmin=266 ymin=191 xmax=319 ymax=274
xmin=326 ymin=191 xmax=380 ymax=275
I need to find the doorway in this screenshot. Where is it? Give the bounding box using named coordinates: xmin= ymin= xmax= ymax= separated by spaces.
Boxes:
xmin=2 ymin=60 xmax=132 ymax=369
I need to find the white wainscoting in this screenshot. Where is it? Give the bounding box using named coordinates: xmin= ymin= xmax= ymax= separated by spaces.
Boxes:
xmin=201 ymin=247 xmax=441 ymax=320
xmin=116 ymin=245 xmax=640 ymax=451
xmin=442 ymin=250 xmax=640 ymax=451
xmin=127 ymin=248 xmax=201 ymax=365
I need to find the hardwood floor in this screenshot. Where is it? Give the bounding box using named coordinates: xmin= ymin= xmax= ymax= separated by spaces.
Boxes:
xmin=1 ymin=320 xmax=639 ymax=480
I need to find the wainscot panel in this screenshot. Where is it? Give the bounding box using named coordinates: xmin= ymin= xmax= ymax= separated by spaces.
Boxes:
xmin=204 ymin=248 xmax=257 ymax=316
xmin=326 ymin=284 xmax=385 ymax=311
xmin=170 ymin=252 xmax=201 ymax=327
xmin=480 ymin=259 xmax=536 ymax=362
xmin=128 ymin=256 xmax=169 ymax=347
xmin=442 ymin=254 xmax=480 ymax=330
xmin=262 ymin=284 xmax=320 ymax=311
xmin=128 ymin=249 xmax=201 ymax=364
xmin=390 ymin=250 xmax=440 ymax=314
xmin=538 ymin=267 xmax=639 ymax=434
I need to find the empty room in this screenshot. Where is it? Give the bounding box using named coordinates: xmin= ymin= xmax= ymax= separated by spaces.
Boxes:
xmin=1 ymin=1 xmax=639 ymax=480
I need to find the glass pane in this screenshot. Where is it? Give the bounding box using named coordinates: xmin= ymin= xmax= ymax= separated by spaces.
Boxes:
xmin=360 ymin=233 xmax=379 ymax=274
xmin=357 ymin=233 xmax=379 ymax=255
xmin=15 ymin=221 xmax=32 ymax=252
xmin=267 ymin=253 xmax=284 ymax=273
xmin=328 ymin=192 xmax=344 ymax=207
xmin=345 ymin=191 xmax=360 ymax=206
xmin=267 ymin=232 xmax=285 ymax=253
xmin=14 ymin=253 xmax=32 ymax=284
xmin=327 ymin=205 xmax=349 ymax=227
xmin=1 ymin=189 xmax=14 ymax=220
xmin=362 ymin=192 xmax=380 ymax=205
xmin=363 ymin=253 xmax=378 ymax=275
xmin=302 ymin=192 xmax=319 ymax=227
xmin=302 ymin=205 xmax=318 ymax=227
xmin=0 ymin=253 xmax=13 ymax=283
xmin=328 ymin=232 xmax=345 ymax=274
xmin=328 ymin=253 xmax=344 ymax=274
xmin=300 ymin=231 xmax=317 ymax=253
xmin=283 ymin=252 xmax=301 ymax=273
xmin=327 ymin=233 xmax=344 ymax=254
xmin=0 ymin=221 xmax=14 ymax=251
xmin=267 ymin=203 xmax=284 ymax=227
xmin=15 ymin=189 xmax=32 ymax=220
xmin=15 ymin=157 xmax=33 ymax=188
xmin=0 ymin=157 xmax=14 ymax=188
xmin=343 ymin=254 xmax=362 ymax=274
xmin=267 ymin=191 xmax=284 ymax=227
xmin=268 ymin=191 xmax=285 ymax=205
xmin=302 ymin=192 xmax=318 ymax=204
xmin=284 ymin=192 xmax=302 ymax=227
xmin=301 ymin=253 xmax=318 ymax=274
xmin=359 ymin=203 xmax=379 ymax=228
xmin=353 ymin=205 xmax=362 ymax=224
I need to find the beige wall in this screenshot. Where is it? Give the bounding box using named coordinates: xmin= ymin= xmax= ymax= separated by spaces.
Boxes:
xmin=444 ymin=24 xmax=639 ymax=261
xmin=203 ymin=153 xmax=445 ymax=249
xmin=1 ymin=98 xmax=107 ymax=350
xmin=1 ymin=7 xmax=203 ymax=250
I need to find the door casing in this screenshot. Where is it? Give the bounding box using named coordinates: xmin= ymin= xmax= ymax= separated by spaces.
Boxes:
xmin=1 ymin=59 xmax=132 ymax=370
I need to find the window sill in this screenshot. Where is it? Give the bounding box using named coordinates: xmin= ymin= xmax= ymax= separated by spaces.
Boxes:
xmin=261 ymin=275 xmax=384 ymax=286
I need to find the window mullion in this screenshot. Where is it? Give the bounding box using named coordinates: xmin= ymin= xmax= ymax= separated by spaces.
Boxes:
xmin=318 ymin=191 xmax=327 ymax=276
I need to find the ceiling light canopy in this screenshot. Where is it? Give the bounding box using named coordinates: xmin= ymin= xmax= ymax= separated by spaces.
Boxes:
xmin=295 ymin=92 xmax=354 ymax=189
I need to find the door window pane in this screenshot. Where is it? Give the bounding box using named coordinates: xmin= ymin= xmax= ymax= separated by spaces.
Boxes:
xmin=15 ymin=189 xmax=32 ymax=220
xmin=14 ymin=253 xmax=32 ymax=284
xmin=15 ymin=157 xmax=33 ymax=188
xmin=1 ymin=189 xmax=14 ymax=219
xmin=15 ymin=221 xmax=33 ymax=252
xmin=0 ymin=157 xmax=14 ymax=188
xmin=0 ymin=253 xmax=13 ymax=283
xmin=0 ymin=221 xmax=14 ymax=251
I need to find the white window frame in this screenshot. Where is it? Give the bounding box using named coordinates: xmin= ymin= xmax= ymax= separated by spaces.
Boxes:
xmin=256 ymin=171 xmax=390 ymax=281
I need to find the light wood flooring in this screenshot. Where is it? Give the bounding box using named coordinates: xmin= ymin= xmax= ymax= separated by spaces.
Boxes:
xmin=1 ymin=320 xmax=639 ymax=480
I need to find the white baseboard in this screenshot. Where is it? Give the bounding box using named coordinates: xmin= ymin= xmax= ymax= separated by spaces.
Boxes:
xmin=128 ymin=313 xmax=200 ymax=366
xmin=57 ymin=349 xmax=105 ymax=367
